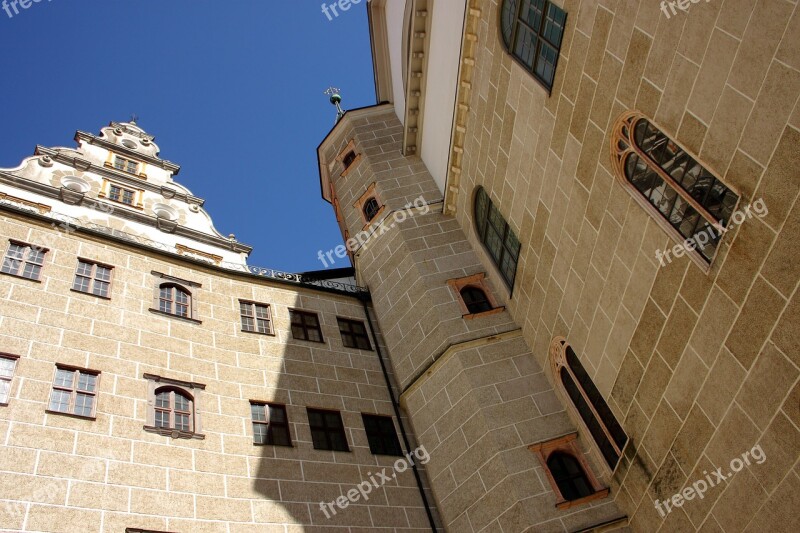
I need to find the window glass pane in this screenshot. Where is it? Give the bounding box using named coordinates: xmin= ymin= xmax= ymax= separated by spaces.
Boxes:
xmin=155 ymin=410 xmax=169 ymax=428
xmin=0 ymin=358 xmax=15 ymax=378
xmin=0 ymin=379 xmax=10 ymax=403
xmin=93 ymin=281 xmax=110 ymax=298
xmin=73 ymin=275 xmax=91 ymax=292
xmin=77 ymin=373 xmax=96 ymax=392
xmin=269 ymin=405 xmax=286 ymax=423
xmin=484 ymin=225 xmax=504 ymax=263
xmin=270 ymin=428 xmax=291 ymax=446
xmin=535 ymin=41 xmax=558 ymax=87
xmin=561 ymin=368 xmax=619 ymax=469
xmin=291 ymin=324 xmax=307 ymax=340
xmin=501 ymin=0 xmax=518 ymax=47
xmin=474 ymin=188 xmax=488 ymax=235
xmin=307 ymin=328 xmax=321 ymax=343
xmin=55 ymin=369 xmax=74 ymax=388
xmin=155 ymin=391 xmax=170 ymax=408
xmin=520 ymin=0 xmax=545 ymax=29
xmin=174 ymin=393 xmax=191 ymax=412
xmin=256 ymin=319 xmax=271 ymax=334
xmin=251 ymin=404 xmax=266 ymax=421
xmin=255 ymin=305 xmax=269 ymax=319
xmin=253 ymin=423 xmax=267 ymax=444
xmin=49 ymin=389 xmax=71 ymax=412
xmin=242 ymin=316 xmax=255 ymax=332
xmin=543 ymin=3 xmax=566 ymax=46
xmin=76 ymin=262 xmax=93 ymax=276
xmin=22 ymin=263 xmax=41 ymax=280
xmin=75 ymin=393 xmax=94 ymax=417
xmin=175 ymin=413 xmax=190 ymax=431
xmin=513 ymin=24 xmax=537 ymax=70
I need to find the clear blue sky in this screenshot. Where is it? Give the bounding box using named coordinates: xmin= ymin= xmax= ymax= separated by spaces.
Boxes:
xmin=0 ymin=0 xmax=376 ymax=272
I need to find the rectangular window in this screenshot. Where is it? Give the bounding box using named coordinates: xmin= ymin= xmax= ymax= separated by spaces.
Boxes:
xmin=1 ymin=241 xmax=46 ymax=281
xmin=0 ymin=354 xmax=19 ymax=405
xmin=337 ymin=318 xmax=372 ymax=350
xmin=251 ymin=402 xmax=292 ymax=446
xmin=108 ymin=184 xmax=136 ymax=206
xmin=72 ymin=260 xmax=113 ymax=298
xmin=240 ymin=301 xmax=273 ymax=335
xmin=290 ymin=310 xmax=323 ymax=343
xmin=113 ymin=156 xmax=139 ymax=174
xmin=307 ymin=408 xmax=349 ymax=452
xmin=48 ymin=365 xmax=99 ymax=418
xmin=362 ymin=414 xmax=403 ymax=456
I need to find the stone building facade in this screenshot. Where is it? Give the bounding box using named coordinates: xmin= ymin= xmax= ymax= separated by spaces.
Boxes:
xmin=0 ymin=122 xmax=439 ymax=532
xmin=328 ymin=0 xmax=797 ymax=531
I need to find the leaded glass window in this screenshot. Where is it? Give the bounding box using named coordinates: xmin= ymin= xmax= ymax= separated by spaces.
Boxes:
xmin=474 ymin=187 xmax=520 ymax=289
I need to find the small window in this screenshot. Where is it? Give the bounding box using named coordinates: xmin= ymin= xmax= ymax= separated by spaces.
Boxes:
xmin=144 ymin=374 xmax=205 ymax=439
xmin=551 ymin=339 xmax=628 ymax=470
xmin=154 ymin=387 xmax=193 ymax=432
xmin=611 ymin=112 xmax=739 ymax=265
xmin=474 ymin=187 xmax=520 ymax=289
xmin=337 ymin=318 xmax=372 ymax=350
xmin=460 ymin=286 xmax=493 ymax=314
xmin=72 ymin=260 xmax=113 ymax=298
xmin=529 ymin=432 xmax=609 ymax=509
xmin=363 ymin=197 xmax=381 ymax=222
xmin=343 ymin=151 xmax=357 ymax=168
xmin=159 ymin=283 xmax=192 ymax=318
xmin=0 ymin=354 xmax=19 ymax=405
xmin=48 ymin=365 xmax=99 ymax=418
xmin=362 ymin=414 xmax=403 ymax=456
xmin=240 ymin=301 xmax=273 ymax=335
xmin=500 ymin=0 xmax=567 ymax=91
xmin=307 ymin=408 xmax=349 ymax=452
xmin=1 ymin=241 xmax=46 ymax=281
xmin=113 ymin=155 xmax=139 ymax=174
xmin=108 ymin=184 xmax=136 ymax=206
xmin=547 ymin=452 xmax=594 ymax=501
xmin=251 ymin=402 xmax=292 ymax=446
xmin=290 ymin=310 xmax=324 ymax=343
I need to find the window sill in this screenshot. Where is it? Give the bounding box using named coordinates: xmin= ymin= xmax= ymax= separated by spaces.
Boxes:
xmin=70 ymin=288 xmax=112 ymax=300
xmin=555 ymin=488 xmax=610 ymax=510
xmin=291 ymin=337 xmax=325 ymax=344
xmin=463 ymin=307 xmax=505 ymax=320
xmin=0 ymin=271 xmax=42 ymax=283
xmin=253 ymin=442 xmax=294 ymax=448
xmin=144 ymin=425 xmax=205 ymax=440
xmin=0 ymin=402 xmax=8 ymax=407
xmin=340 ymin=154 xmax=363 ymax=177
xmin=148 ymin=308 xmax=202 ymax=324
xmin=241 ymin=329 xmax=276 ymax=337
xmin=312 ymin=446 xmax=351 ymax=453
xmin=45 ymin=409 xmax=96 ymax=421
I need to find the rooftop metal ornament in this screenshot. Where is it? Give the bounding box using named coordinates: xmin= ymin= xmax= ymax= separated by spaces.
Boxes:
xmin=324 ymin=87 xmax=346 ymax=124
xmin=130 ymin=113 xmax=139 ymax=125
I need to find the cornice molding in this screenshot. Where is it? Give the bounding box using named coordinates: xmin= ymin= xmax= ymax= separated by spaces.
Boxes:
xmin=74 ymin=131 xmax=181 ymax=172
xmin=0 ymin=170 xmax=252 ymax=254
xmin=34 ymin=146 xmax=204 ymax=206
xmin=401 ymin=0 xmax=431 ymax=157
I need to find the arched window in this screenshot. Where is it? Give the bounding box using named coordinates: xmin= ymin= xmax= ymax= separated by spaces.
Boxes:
xmin=551 ymin=338 xmax=628 ymax=471
xmin=460 ymin=286 xmax=493 ymax=314
xmin=611 ymin=111 xmax=739 ymax=264
xmin=547 ymin=452 xmax=594 ymax=501
xmin=474 ymin=187 xmax=520 ymax=289
xmin=500 ymin=0 xmax=567 ymax=91
xmin=154 ymin=387 xmax=194 ymax=432
xmin=363 ymin=197 xmax=381 ymax=222
xmin=159 ymin=283 xmax=191 ymax=318
xmin=342 ymin=151 xmax=357 ymax=169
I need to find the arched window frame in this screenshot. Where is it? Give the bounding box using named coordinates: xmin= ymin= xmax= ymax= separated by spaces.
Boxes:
xmin=337 ymin=139 xmax=362 ymax=177
xmin=447 ymin=272 xmax=505 ymax=319
xmin=499 ymin=0 xmax=568 ymax=93
xmin=150 ymin=272 xmax=201 ymax=323
xmin=158 ymin=283 xmax=192 ymax=318
xmin=154 ymin=386 xmax=194 ymax=432
xmin=460 ymin=286 xmax=493 ymax=315
xmin=144 ymin=374 xmax=205 ymax=439
xmin=529 ymin=432 xmax=609 ymax=510
xmin=363 ymin=197 xmax=381 ymax=222
xmin=354 ymin=183 xmax=385 ymax=228
xmin=473 ymin=187 xmax=520 ymax=291
xmin=610 ymin=111 xmax=740 ymax=270
xmin=549 ymin=338 xmax=628 ymax=473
